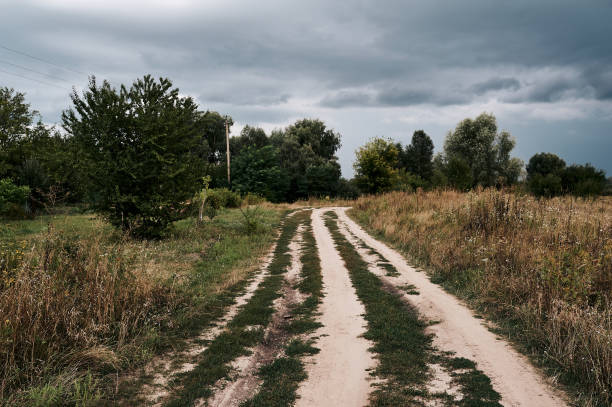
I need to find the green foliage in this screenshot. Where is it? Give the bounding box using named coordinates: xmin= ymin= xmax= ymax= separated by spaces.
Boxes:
xmin=442 ymin=112 xmax=522 ymax=188
xmin=527 ymin=153 xmax=607 ymax=197
xmin=528 ymin=173 xmax=563 ymax=197
xmin=0 ymin=87 xmax=38 ymax=178
xmin=62 ymin=75 xmax=207 ymax=238
xmin=229 ymin=119 xmax=342 ymax=202
xmin=445 ymin=155 xmax=473 ymax=191
xmin=399 ymin=130 xmax=434 ymax=181
xmin=230 ymin=125 xmax=268 ymax=157
xmin=527 ymin=153 xmax=566 ymax=197
xmin=562 ymin=164 xmax=607 ymax=197
xmin=526 ymin=152 xmax=566 ymax=177
xmin=394 ymin=169 xmax=426 ymax=192
xmin=354 ymin=137 xmax=399 ymax=194
xmin=270 ymin=119 xmax=342 ymax=201
xmin=0 ymin=178 xmax=30 ymax=216
xmin=336 ymin=178 xmax=361 ymax=199
xmin=207 ymin=188 xmax=242 ymax=208
xmin=231 ymin=145 xmax=289 ymax=203
xmin=238 ymin=206 xmax=265 ymax=235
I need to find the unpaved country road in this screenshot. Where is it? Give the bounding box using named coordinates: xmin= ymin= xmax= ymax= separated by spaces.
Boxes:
xmin=330 ymin=207 xmax=566 ymax=407
xmin=139 ymin=207 xmax=568 ymax=406
xmin=292 ymin=208 xmax=565 ymax=407
xmin=295 ymin=209 xmax=375 ymax=407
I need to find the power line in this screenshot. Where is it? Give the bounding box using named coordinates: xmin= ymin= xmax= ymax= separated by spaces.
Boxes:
xmin=0 ymin=44 xmax=87 ymax=76
xmin=0 ymin=67 xmax=68 ymax=90
xmin=0 ymin=59 xmax=69 ymax=83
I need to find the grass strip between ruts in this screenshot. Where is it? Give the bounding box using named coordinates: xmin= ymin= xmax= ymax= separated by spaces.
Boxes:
xmin=324 ymin=211 xmax=502 ymax=406
xmin=242 ymin=209 xmax=323 ymax=407
xmin=164 ymin=211 xmax=303 ymax=407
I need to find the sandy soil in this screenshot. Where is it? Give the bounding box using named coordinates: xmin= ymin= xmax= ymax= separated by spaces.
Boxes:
xmin=295 ymin=208 xmax=376 ymax=407
xmin=204 ymin=226 xmax=307 ymax=407
xmin=335 ymin=207 xmax=567 ymax=407
xmin=137 ymin=242 xmax=277 ymax=406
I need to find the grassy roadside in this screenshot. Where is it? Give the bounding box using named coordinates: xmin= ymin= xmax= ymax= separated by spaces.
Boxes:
xmin=324 ymin=211 xmax=501 ymax=406
xmin=348 ymin=190 xmax=611 ymax=406
xmin=242 ymin=209 xmax=323 ymax=407
xmin=163 ymin=210 xmax=305 ymax=407
xmin=0 ymin=208 xmax=281 ymax=406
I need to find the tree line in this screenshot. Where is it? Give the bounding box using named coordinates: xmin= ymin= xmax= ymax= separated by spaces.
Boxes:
xmin=353 ymin=112 xmax=609 ymax=197
xmin=1 ymin=75 xmax=609 ymax=237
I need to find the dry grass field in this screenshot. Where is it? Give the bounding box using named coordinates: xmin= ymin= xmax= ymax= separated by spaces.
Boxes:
xmin=0 ymin=209 xmax=281 ymax=405
xmin=349 ymin=189 xmax=611 ymax=405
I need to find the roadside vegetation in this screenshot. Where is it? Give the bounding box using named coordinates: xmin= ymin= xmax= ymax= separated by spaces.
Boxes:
xmin=325 ymin=211 xmax=502 ymax=406
xmin=0 ymin=207 xmax=280 ymax=405
xmin=164 ymin=210 xmax=305 ymax=406
xmin=242 ymin=210 xmax=323 ymax=406
xmin=349 ymin=189 xmax=612 ymax=406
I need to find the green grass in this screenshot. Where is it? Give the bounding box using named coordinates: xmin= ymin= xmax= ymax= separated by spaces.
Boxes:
xmin=163 ymin=211 xmax=304 ymax=407
xmin=242 ymin=210 xmax=323 ymax=407
xmin=323 ymin=211 xmax=501 ymax=406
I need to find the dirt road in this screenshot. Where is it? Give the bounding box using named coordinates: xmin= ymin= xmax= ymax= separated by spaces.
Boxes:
xmin=140 ymin=208 xmax=568 ymax=406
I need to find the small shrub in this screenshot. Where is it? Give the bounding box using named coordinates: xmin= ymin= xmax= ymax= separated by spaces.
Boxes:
xmin=208 ymin=188 xmax=242 ymax=208
xmin=0 ymin=179 xmax=30 ymax=217
xmin=239 ymin=206 xmax=265 ymax=235
xmin=242 ymin=192 xmax=266 ymax=206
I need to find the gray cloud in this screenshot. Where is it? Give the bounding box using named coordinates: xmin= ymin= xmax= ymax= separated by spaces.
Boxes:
xmin=472 ymin=78 xmax=521 ymax=95
xmin=0 ymin=0 xmax=611 ymax=176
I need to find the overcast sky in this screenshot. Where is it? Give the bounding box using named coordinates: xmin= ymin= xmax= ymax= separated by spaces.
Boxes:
xmin=1 ymin=0 xmax=611 ymax=177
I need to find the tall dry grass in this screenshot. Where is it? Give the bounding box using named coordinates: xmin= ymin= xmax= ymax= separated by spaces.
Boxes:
xmin=0 ymin=225 xmax=177 ymax=402
xmin=351 ymin=189 xmax=611 ymax=405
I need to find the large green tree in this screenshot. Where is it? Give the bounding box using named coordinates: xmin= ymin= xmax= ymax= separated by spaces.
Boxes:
xmin=270 ymin=119 xmax=342 ymax=201
xmin=443 ymin=113 xmax=522 ymax=188
xmin=354 ymin=137 xmax=399 ymax=194
xmin=231 ymin=145 xmax=289 ymax=202
xmin=0 ymin=87 xmax=45 ymax=178
xmin=62 ymin=75 xmax=207 ymax=237
xmin=526 ymin=152 xmax=566 ymax=197
xmin=400 ymin=130 xmax=434 ymax=181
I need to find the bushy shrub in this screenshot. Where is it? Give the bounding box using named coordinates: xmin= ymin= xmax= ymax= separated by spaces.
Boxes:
xmin=562 ymin=164 xmax=606 ymax=196
xmin=528 ymin=173 xmax=563 ymax=197
xmin=207 ymin=188 xmax=242 ymax=208
xmin=0 ymin=178 xmax=30 ymax=217
xmin=62 ymin=76 xmax=208 ymax=238
xmin=394 ymin=169 xmax=426 ymax=192
xmin=242 ymin=192 xmax=266 ymax=205
xmin=336 ymin=178 xmax=360 ymax=199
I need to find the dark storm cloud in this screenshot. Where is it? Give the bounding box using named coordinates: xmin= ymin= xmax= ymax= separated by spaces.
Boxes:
xmin=1 ymin=0 xmax=611 ymax=175
xmin=472 ymin=78 xmax=521 ymax=95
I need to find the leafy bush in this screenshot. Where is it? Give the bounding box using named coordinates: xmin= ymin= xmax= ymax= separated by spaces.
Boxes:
xmin=207 ymin=188 xmax=242 ymax=208
xmin=62 ymin=75 xmax=208 ymax=238
xmin=203 ymin=193 xmax=222 ymax=220
xmin=562 ymin=164 xmax=606 ymax=196
xmin=239 ymin=206 xmax=266 ymax=235
xmin=336 ymin=178 xmax=360 ymax=199
xmin=242 ymin=192 xmax=266 ymax=205
xmin=0 ymin=178 xmax=30 ymax=217
xmin=528 ymin=173 xmax=563 ymax=197
xmin=394 ymin=169 xmax=426 ymax=192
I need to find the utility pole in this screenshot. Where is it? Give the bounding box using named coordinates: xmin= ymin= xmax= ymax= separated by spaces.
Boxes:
xmin=225 ymin=118 xmax=231 ymax=186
